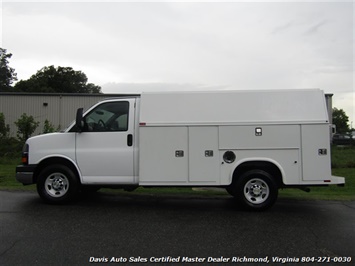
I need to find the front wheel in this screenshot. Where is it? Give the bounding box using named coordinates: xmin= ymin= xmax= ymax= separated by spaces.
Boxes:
xmin=37 ymin=164 xmax=80 ymax=204
xmin=234 ymin=170 xmax=278 ymax=211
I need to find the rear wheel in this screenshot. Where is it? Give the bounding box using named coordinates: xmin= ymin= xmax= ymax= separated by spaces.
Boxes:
xmin=37 ymin=164 xmax=80 ymax=204
xmin=234 ymin=170 xmax=278 ymax=211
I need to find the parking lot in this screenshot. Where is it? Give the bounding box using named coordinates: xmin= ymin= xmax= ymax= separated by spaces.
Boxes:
xmin=0 ymin=190 xmax=354 ymax=265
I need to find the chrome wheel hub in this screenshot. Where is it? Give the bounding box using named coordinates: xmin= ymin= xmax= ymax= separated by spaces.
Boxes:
xmin=251 ymin=185 xmax=262 ymax=196
xmin=45 ymin=173 xmax=69 ymax=198
xmin=244 ymin=178 xmax=269 ymax=204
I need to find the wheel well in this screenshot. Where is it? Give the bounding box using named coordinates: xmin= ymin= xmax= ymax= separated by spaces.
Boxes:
xmin=33 ymin=157 xmax=80 ymax=183
xmin=232 ymin=161 xmax=283 ymax=188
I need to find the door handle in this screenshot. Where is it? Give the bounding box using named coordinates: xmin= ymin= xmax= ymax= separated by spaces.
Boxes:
xmin=127 ymin=134 xmax=133 ymax=146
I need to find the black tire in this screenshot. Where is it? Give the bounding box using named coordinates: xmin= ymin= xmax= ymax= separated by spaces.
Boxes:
xmin=234 ymin=170 xmax=278 ymax=211
xmin=37 ymin=164 xmax=80 ymax=204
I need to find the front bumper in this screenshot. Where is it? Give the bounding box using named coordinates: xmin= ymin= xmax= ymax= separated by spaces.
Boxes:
xmin=16 ymin=165 xmax=36 ymax=185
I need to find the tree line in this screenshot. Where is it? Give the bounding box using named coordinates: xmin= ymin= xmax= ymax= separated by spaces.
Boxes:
xmin=0 ymin=48 xmax=101 ymax=93
xmin=0 ymin=112 xmax=59 ymax=157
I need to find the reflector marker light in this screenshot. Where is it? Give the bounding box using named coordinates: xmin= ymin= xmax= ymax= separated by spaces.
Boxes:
xmin=21 ymin=157 xmax=28 ymax=164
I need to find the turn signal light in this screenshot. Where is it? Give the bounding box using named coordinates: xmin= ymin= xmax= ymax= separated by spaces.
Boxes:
xmin=21 ymin=144 xmax=29 ymax=165
xmin=21 ymin=156 xmax=28 ymax=164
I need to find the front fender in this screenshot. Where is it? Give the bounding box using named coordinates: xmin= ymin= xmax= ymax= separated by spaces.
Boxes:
xmin=34 ymin=155 xmax=82 ymax=184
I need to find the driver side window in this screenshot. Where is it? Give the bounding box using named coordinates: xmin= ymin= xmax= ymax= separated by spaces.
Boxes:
xmin=83 ymin=101 xmax=129 ymax=132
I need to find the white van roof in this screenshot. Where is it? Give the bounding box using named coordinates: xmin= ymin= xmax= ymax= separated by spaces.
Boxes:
xmin=139 ymin=89 xmax=329 ymax=125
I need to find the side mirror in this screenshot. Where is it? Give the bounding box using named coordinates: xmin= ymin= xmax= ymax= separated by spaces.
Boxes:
xmin=76 ymin=108 xmax=84 ymax=132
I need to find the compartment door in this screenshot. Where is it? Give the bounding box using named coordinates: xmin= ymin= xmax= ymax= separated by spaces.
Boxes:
xmin=189 ymin=127 xmax=219 ymax=184
xmin=301 ymin=125 xmax=331 ymax=181
xmin=139 ymin=127 xmax=188 ymax=184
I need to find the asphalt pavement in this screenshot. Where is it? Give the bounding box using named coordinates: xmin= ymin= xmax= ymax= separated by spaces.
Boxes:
xmin=0 ymin=190 xmax=354 ymax=266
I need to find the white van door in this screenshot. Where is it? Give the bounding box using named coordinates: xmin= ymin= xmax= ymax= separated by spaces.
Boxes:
xmin=75 ymin=99 xmax=136 ymax=184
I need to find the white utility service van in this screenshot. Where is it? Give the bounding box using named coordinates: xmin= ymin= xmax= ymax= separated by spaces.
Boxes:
xmin=16 ymin=89 xmax=345 ymax=210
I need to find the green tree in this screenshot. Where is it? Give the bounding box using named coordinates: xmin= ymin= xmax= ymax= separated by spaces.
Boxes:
xmin=0 ymin=113 xmax=10 ymax=138
xmin=0 ymin=48 xmax=17 ymax=92
xmin=43 ymin=119 xmax=59 ymax=134
xmin=14 ymin=65 xmax=101 ymax=93
xmin=332 ymin=108 xmax=350 ymax=134
xmin=14 ymin=113 xmax=40 ymax=142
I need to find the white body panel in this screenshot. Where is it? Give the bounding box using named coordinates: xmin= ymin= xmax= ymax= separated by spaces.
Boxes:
xmin=188 ymin=127 xmax=219 ymax=183
xmin=75 ymin=98 xmax=137 ymax=184
xmin=219 ymin=149 xmax=300 ymax=185
xmin=138 ymin=89 xmax=343 ymax=186
xmin=75 ymin=131 xmax=134 ymax=184
xmin=25 ymin=89 xmax=344 ymax=188
xmin=139 ymin=126 xmax=220 ymax=186
xmin=301 ymin=124 xmax=331 ymax=181
xmin=140 ymin=89 xmax=328 ymax=125
xmin=139 ymin=127 xmax=189 ymax=184
xmin=28 ymin=133 xmax=76 ymax=165
xmin=219 ymin=125 xmax=301 ymax=149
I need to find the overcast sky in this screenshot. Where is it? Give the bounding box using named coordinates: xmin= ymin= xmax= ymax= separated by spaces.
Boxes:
xmin=1 ymin=0 xmax=354 ymax=124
